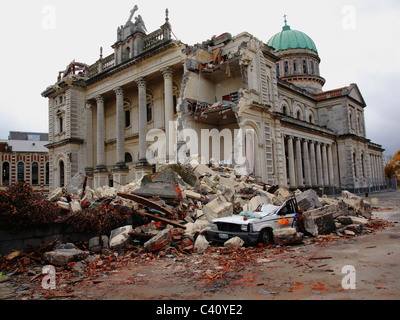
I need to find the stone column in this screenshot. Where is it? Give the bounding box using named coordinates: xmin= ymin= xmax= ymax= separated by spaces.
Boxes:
xmin=95 ymin=95 xmax=106 ymax=171
xmin=85 ymin=101 xmax=94 ymax=172
xmin=161 ymin=67 xmax=174 ymax=163
xmin=282 ymin=135 xmax=288 ymax=188
xmin=94 ymin=95 xmax=108 ymax=188
xmin=322 ymin=144 xmax=329 ymax=187
xmin=134 ymin=77 xmax=152 ymax=179
xmin=114 ymin=87 xmax=126 ymax=167
xmin=295 ymin=138 xmax=304 ymax=188
xmin=327 ymin=144 xmax=335 ymax=187
xmin=84 ymin=101 xmax=94 ymax=187
xmin=309 ymin=141 xmax=318 ymax=187
xmin=287 ymin=136 xmax=296 ymax=188
xmin=316 ymin=142 xmax=324 ymax=187
xmin=135 ymin=77 xmax=148 ymax=165
xmin=113 ymin=87 xmax=129 ymax=186
xmin=303 ymin=140 xmax=311 ymax=188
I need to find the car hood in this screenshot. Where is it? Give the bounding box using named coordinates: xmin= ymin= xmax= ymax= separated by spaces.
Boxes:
xmin=212 ymin=215 xmax=255 ymax=225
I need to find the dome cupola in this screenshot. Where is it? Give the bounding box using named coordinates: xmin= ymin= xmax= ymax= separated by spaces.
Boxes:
xmin=267 ymin=16 xmax=325 ymax=94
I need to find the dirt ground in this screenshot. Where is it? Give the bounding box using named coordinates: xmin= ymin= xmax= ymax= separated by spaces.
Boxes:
xmin=1 ymin=190 xmax=400 ymax=301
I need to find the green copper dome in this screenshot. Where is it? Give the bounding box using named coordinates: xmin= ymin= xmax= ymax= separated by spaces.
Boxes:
xmin=267 ymin=23 xmax=318 ymax=53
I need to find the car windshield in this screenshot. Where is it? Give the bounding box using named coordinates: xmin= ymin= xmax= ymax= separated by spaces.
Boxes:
xmin=239 ymin=211 xmax=263 ymax=219
xmin=239 ymin=204 xmax=280 ymax=219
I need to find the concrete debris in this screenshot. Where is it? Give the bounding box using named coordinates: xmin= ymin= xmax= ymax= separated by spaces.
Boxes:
xmin=143 ymin=228 xmax=173 ymax=252
xmin=295 ymin=189 xmax=321 ymax=212
xmin=224 ymin=236 xmax=244 ymax=249
xmin=273 ymin=228 xmax=304 ymax=246
xmin=43 ymin=248 xmax=89 ymax=266
xmin=109 ymin=226 xmax=132 ymax=249
xmin=89 ymin=236 xmax=109 ymax=253
xmin=341 ymin=190 xmax=372 ymax=220
xmin=300 ymin=206 xmax=337 ymax=237
xmin=42 ymin=161 xmax=380 ymax=259
xmin=203 ymin=195 xmax=233 ymax=222
xmin=194 ymin=234 xmax=209 ymax=254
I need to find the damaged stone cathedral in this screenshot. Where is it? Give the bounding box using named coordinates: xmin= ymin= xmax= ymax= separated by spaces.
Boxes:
xmin=42 ymin=7 xmax=385 ymax=194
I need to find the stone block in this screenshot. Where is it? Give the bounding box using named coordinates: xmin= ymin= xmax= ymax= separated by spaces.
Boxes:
xmin=183 ymin=190 xmax=202 ymax=200
xmin=69 ymin=200 xmax=82 ymax=213
xmin=203 ymin=195 xmax=233 ymax=222
xmin=295 ymin=189 xmax=321 ymax=212
xmin=44 ymin=249 xmax=88 ymax=266
xmin=89 ymin=236 xmax=109 ymax=253
xmin=143 ymin=228 xmax=172 ymax=252
xmin=274 ymin=187 xmax=293 ymax=201
xmin=109 ymin=225 xmax=132 ymax=249
xmin=194 ymin=234 xmax=209 ymax=254
xmin=341 ymin=191 xmax=372 ymax=219
xmin=224 ymin=236 xmax=244 ymax=249
xmin=302 ymin=205 xmax=336 ymax=237
xmin=273 ymin=228 xmax=303 ymax=246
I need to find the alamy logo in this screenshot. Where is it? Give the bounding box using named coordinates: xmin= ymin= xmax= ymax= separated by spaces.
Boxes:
xmin=42 ymin=265 xmax=56 ymax=290
xmin=341 ymin=265 xmax=356 ymax=290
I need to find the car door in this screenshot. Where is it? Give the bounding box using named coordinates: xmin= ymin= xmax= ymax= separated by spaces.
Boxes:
xmin=276 ymin=198 xmax=298 ymax=228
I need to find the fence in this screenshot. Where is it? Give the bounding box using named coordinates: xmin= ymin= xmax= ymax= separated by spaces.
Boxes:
xmin=349 ymin=178 xmax=398 ymax=195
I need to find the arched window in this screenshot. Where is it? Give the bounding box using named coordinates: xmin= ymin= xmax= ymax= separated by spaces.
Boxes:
xmin=31 ymin=162 xmax=39 ymax=185
xmin=146 ymin=91 xmax=153 ymax=122
xmin=309 ymin=114 xmax=314 ymax=123
xmin=282 ymin=106 xmax=288 ymax=115
xmin=2 ymin=162 xmax=10 ymax=186
xmin=353 ymin=152 xmax=357 ymax=178
xmin=45 ymin=162 xmax=49 ymax=185
xmin=310 ymin=60 xmax=315 ymax=74
xmin=17 ymin=162 xmax=24 ymax=182
xmin=296 ymin=110 xmax=301 ymax=119
xmin=284 ymin=61 xmax=289 ymax=76
xmin=303 ymin=60 xmax=308 ymax=74
xmin=59 ymin=160 xmax=65 ymax=187
xmin=293 ymin=60 xmax=298 ymax=74
xmin=125 ymin=152 xmax=133 ymax=163
xmin=361 ymin=153 xmax=365 ymax=178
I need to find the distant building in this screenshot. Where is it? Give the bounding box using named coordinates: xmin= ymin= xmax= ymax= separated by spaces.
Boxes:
xmin=0 ymin=132 xmax=50 ymax=193
xmin=41 ymin=8 xmax=385 ymax=194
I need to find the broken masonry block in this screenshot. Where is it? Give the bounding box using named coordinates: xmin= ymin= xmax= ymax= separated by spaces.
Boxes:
xmin=143 ymin=228 xmax=173 ymax=252
xmin=109 ymin=225 xmax=133 ymax=249
xmin=301 ymin=206 xmax=337 ymax=237
xmin=194 ymin=234 xmax=209 ymax=254
xmin=224 ymin=236 xmax=244 ymax=249
xmin=341 ymin=191 xmax=372 ymax=220
xmin=202 ymin=195 xmax=233 ymax=222
xmin=89 ymin=235 xmax=109 ymax=253
xmin=295 ymin=189 xmax=321 ymax=212
xmin=273 ymin=228 xmax=304 ymax=246
xmin=44 ymin=248 xmax=89 ymax=266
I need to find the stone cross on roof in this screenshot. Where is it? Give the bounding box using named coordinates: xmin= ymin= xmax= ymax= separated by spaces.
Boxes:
xmin=127 ymin=5 xmax=139 ymax=24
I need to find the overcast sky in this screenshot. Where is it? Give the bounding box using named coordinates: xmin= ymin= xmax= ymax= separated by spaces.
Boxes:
xmin=0 ymin=0 xmax=399 ymax=157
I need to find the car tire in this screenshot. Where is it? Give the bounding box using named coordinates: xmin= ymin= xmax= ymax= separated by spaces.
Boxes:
xmin=259 ymin=228 xmax=273 ymax=245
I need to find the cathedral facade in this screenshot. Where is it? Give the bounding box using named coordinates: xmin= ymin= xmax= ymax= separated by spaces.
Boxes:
xmin=42 ymin=8 xmax=385 ymax=194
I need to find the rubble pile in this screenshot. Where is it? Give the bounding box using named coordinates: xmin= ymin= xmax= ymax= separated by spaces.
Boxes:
xmin=1 ymin=160 xmax=396 ymax=299
xmin=41 ymin=156 xmax=384 ymax=259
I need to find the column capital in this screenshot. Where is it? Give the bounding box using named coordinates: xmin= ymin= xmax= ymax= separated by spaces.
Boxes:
xmin=161 ymin=66 xmax=173 ymax=79
xmin=95 ymin=95 xmax=104 ymax=104
xmin=85 ymin=100 xmax=93 ymax=109
xmin=113 ymin=86 xmax=124 ymax=97
xmin=134 ymin=77 xmax=146 ymax=89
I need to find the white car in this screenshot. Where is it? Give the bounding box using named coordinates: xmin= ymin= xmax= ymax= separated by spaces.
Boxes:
xmin=207 ymin=197 xmax=299 ymax=245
